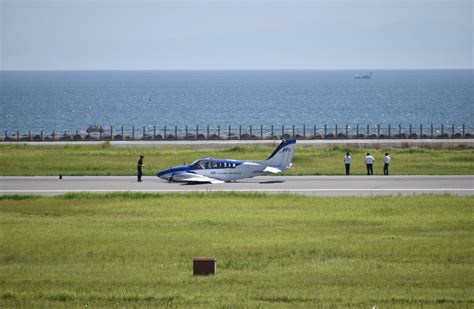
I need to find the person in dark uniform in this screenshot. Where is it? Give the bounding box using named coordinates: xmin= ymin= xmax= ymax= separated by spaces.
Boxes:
xmin=137 ymin=155 xmax=144 ymax=182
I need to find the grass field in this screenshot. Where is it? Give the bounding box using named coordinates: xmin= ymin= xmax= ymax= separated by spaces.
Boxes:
xmin=0 ymin=193 xmax=472 ymax=307
xmin=0 ymin=143 xmax=473 ymax=176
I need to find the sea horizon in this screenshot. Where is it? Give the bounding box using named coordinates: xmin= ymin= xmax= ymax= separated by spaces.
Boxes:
xmin=1 ymin=68 xmax=472 ymax=72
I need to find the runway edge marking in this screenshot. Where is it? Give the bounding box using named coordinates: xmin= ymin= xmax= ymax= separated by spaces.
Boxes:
xmin=1 ymin=188 xmax=473 ymax=193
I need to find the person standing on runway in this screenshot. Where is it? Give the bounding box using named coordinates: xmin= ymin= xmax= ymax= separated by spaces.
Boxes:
xmin=137 ymin=155 xmax=144 ymax=182
xmin=364 ymin=153 xmax=375 ymax=175
xmin=383 ymin=152 xmax=391 ymax=175
xmin=343 ymin=152 xmax=351 ymax=175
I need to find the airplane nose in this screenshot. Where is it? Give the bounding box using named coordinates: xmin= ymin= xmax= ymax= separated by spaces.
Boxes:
xmin=157 ymin=165 xmax=188 ymax=181
xmin=157 ymin=169 xmax=171 ymax=180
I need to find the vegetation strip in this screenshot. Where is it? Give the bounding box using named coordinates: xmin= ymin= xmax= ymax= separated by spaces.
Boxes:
xmin=1 ymin=193 xmax=472 ymax=307
xmin=0 ymin=143 xmax=473 ymax=176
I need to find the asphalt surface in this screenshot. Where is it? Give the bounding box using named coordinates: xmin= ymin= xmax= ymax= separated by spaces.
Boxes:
xmin=1 ymin=176 xmax=472 ymax=196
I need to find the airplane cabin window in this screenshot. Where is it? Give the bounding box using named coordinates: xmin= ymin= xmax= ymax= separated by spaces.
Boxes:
xmin=223 ymin=162 xmax=237 ymax=168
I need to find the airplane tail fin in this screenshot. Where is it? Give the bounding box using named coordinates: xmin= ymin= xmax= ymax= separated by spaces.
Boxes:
xmin=263 ymin=139 xmax=296 ymax=171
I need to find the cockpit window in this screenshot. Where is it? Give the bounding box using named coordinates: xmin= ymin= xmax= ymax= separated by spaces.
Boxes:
xmin=192 ymin=160 xmax=206 ymax=169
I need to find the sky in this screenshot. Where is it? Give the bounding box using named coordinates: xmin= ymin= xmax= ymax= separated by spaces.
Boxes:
xmin=1 ymin=0 xmax=472 ymax=70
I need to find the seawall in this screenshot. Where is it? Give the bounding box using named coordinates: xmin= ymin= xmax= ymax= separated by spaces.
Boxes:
xmin=2 ymin=139 xmax=473 ymax=149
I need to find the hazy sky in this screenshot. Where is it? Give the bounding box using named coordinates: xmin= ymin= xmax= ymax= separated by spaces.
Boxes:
xmin=1 ymin=0 xmax=472 ymax=70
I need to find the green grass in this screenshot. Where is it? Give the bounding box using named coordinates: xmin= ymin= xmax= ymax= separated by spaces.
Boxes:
xmin=0 ymin=193 xmax=472 ymax=307
xmin=0 ymin=143 xmax=473 ymax=176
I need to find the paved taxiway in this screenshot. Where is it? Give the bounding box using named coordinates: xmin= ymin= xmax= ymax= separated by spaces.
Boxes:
xmin=1 ymin=176 xmax=472 ymax=196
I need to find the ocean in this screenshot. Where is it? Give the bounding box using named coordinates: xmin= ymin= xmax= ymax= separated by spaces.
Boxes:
xmin=0 ymin=70 xmax=472 ymax=132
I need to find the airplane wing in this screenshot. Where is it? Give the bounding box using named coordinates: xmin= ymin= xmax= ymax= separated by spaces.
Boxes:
xmin=242 ymin=161 xmax=281 ymax=174
xmin=242 ymin=161 xmax=282 ymax=174
xmin=171 ymin=172 xmax=224 ymax=184
xmin=263 ymin=166 xmax=282 ymax=174
xmin=241 ymin=162 xmax=260 ymax=166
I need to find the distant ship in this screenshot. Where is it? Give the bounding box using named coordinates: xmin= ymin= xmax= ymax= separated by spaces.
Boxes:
xmin=354 ymin=72 xmax=372 ymax=79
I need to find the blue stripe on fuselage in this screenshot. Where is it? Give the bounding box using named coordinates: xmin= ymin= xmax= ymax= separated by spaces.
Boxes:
xmin=157 ymin=165 xmax=191 ymax=177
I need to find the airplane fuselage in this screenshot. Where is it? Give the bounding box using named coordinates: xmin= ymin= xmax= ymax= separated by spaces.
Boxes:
xmin=157 ymin=160 xmax=270 ymax=182
xmin=157 ymin=139 xmax=296 ymax=183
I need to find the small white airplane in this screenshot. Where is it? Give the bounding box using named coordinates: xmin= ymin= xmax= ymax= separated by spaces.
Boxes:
xmin=157 ymin=139 xmax=296 ymax=183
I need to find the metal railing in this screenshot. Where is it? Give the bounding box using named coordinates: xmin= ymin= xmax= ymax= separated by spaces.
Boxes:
xmin=2 ymin=124 xmax=473 ymax=142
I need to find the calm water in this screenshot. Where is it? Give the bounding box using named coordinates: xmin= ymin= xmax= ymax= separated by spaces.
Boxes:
xmin=1 ymin=70 xmax=472 ymax=132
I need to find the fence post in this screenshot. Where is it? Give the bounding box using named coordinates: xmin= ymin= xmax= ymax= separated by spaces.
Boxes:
xmin=260 ymin=125 xmax=263 ymax=140
xmin=207 ymin=125 xmax=209 ymax=139
xmin=398 ymin=124 xmax=401 ymax=137
xmin=324 ymin=124 xmax=327 ymax=137
xmin=100 ymin=129 xmax=102 ymax=141
xmin=164 ymin=126 xmax=167 ymax=139
xmin=356 ymin=124 xmax=359 ymax=137
xmin=218 ymin=125 xmax=221 ymax=139
xmin=377 ymin=124 xmax=380 ymax=138
xmin=153 ymin=126 xmax=156 ymax=139
xmin=409 ymin=124 xmax=412 ymax=138
xmin=41 ymin=130 xmax=43 ymax=141
xmin=420 ymin=124 xmax=423 ymax=138
xmin=185 ymin=125 xmax=188 ymax=139
xmin=29 ymin=130 xmax=32 ymax=141
xmin=292 ymin=125 xmax=295 ymax=138
xmin=228 ymin=125 xmax=231 ymax=140
xmin=314 ymin=125 xmax=316 ymax=136
xmin=303 ymin=125 xmax=306 ymax=139
xmin=366 ymin=124 xmax=369 ymax=137
xmin=388 ymin=124 xmax=391 ymax=138
xmin=345 ymin=125 xmax=348 ymax=138
xmin=239 ymin=125 xmax=241 ymax=139
xmin=271 ymin=125 xmax=274 ymax=137
xmin=431 ymin=124 xmax=433 ymax=138
xmin=4 ymin=130 xmax=6 ymax=141
xmin=121 ymin=126 xmax=124 ymax=140
xmin=335 ymin=124 xmax=338 ymax=137
xmin=250 ymin=125 xmax=252 ymax=137
xmin=141 ymin=126 xmax=145 ymax=140
xmin=282 ymin=125 xmax=284 ymax=137
xmin=462 ymin=124 xmax=465 ymax=138
xmin=64 ymin=130 xmax=67 ymax=140
xmin=175 ymin=125 xmax=178 ymax=139
xmin=452 ymin=124 xmax=454 ymax=137
xmin=196 ymin=125 xmax=199 ymax=139
xmin=132 ymin=125 xmax=134 ymax=140
xmin=110 ymin=126 xmax=113 ymax=139
xmin=441 ymin=124 xmax=444 ymax=136
xmin=17 ymin=130 xmax=19 ymax=141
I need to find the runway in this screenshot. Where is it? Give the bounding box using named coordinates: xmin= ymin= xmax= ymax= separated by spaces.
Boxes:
xmin=1 ymin=176 xmax=473 ymax=196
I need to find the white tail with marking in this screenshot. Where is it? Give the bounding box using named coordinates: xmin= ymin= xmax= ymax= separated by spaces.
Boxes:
xmin=261 ymin=139 xmax=296 ymax=171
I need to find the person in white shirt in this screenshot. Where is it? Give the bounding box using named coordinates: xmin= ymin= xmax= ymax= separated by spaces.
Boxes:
xmin=364 ymin=153 xmax=375 ymax=175
xmin=383 ymin=153 xmax=391 ymax=175
xmin=343 ymin=152 xmax=351 ymax=175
